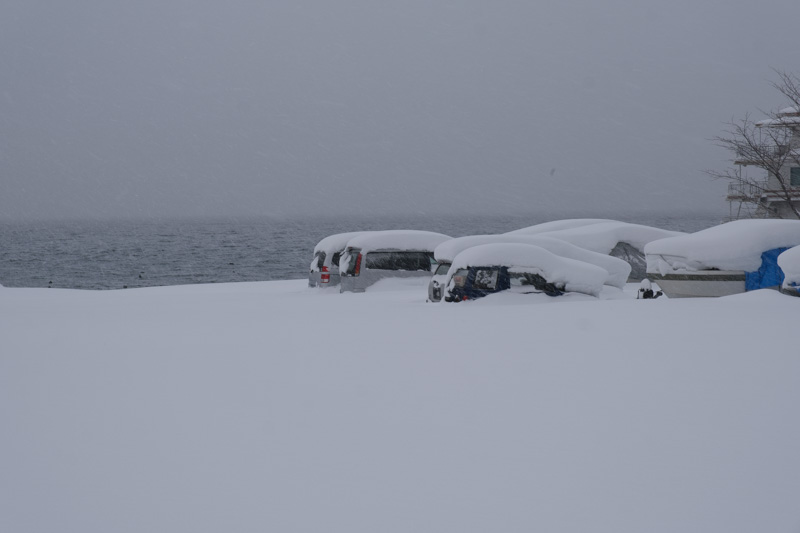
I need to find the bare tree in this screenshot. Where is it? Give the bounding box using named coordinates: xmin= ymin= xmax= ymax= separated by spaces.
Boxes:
xmin=709 ymin=70 xmax=800 ymax=220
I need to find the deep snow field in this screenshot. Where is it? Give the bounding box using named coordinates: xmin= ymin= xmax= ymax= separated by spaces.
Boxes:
xmin=1 ymin=279 xmax=799 ymax=533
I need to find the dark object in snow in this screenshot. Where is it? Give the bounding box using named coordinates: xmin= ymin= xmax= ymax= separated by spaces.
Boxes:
xmin=445 ymin=266 xmax=563 ymax=302
xmin=637 ymin=279 xmax=663 ymax=299
xmin=610 ymin=242 xmax=647 ymax=281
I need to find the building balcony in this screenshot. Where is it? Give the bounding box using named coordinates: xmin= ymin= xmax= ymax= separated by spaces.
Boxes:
xmin=734 ymin=144 xmax=791 ymax=165
xmin=726 ymin=181 xmax=767 ymax=201
xmin=727 ymin=180 xmax=800 ymax=202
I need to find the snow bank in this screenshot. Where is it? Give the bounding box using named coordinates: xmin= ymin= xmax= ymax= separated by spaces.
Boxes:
xmin=645 ymin=219 xmax=800 ymax=273
xmin=435 ymin=235 xmax=630 ymax=288
xmin=504 ymin=218 xmax=611 ymax=236
xmin=537 ymin=221 xmax=685 ymax=254
xmin=448 ymin=243 xmax=608 ymax=296
xmin=1 ymin=281 xmax=800 ymax=533
xmin=778 ymin=245 xmax=800 ymax=289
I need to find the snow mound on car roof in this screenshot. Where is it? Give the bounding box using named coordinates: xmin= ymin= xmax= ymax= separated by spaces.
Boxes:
xmin=538 ymin=221 xmax=684 ymax=254
xmin=645 ymin=219 xmax=800 ymax=273
xmin=778 ymin=246 xmax=800 ymax=290
xmin=504 ymin=218 xmax=612 ymax=236
xmin=435 ymin=235 xmax=630 ymax=288
xmin=314 ymin=231 xmax=374 ymax=254
xmin=344 ymin=230 xmax=451 ymax=253
xmin=449 ymin=243 xmax=608 ymax=297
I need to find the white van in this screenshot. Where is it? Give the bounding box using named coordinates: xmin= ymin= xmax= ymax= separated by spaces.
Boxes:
xmin=339 ymin=230 xmax=451 ymax=293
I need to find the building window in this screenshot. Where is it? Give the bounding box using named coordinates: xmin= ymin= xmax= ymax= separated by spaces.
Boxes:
xmin=791 ymin=167 xmax=800 ymax=187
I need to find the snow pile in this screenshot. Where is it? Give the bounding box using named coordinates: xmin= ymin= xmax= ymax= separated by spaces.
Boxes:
xmin=536 ymin=221 xmax=685 ymax=254
xmin=522 ymin=236 xmax=631 ymax=288
xmin=2 ymin=281 xmax=800 ymax=533
xmin=645 ymin=219 xmax=800 ymax=274
xmin=435 ymin=235 xmax=630 ymax=288
xmin=448 ymin=243 xmax=608 ymax=296
xmin=338 ymin=230 xmax=451 ymax=273
xmin=778 ymin=245 xmax=800 ymax=289
xmin=504 ymin=218 xmax=611 ymax=236
xmin=314 ymin=231 xmax=373 ymax=255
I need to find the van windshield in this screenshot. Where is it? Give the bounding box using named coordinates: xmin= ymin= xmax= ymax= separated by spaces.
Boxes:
xmin=365 ymin=251 xmax=434 ymax=271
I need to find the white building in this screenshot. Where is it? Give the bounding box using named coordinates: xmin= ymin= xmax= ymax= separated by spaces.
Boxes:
xmin=726 ymin=106 xmax=800 ymax=219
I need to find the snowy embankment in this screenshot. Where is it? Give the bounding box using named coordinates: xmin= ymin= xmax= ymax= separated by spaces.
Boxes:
xmin=1 ymin=280 xmax=799 ymax=533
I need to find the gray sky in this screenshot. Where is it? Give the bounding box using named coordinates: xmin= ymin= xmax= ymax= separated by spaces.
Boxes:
xmin=2 ymin=0 xmax=799 ymax=220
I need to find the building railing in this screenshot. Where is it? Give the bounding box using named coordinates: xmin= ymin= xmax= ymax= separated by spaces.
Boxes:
xmin=734 ymin=144 xmax=790 ymax=161
xmin=726 ymin=181 xmax=767 ymax=199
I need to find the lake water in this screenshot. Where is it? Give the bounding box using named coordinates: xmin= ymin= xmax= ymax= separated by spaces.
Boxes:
xmin=0 ymin=213 xmax=722 ymax=290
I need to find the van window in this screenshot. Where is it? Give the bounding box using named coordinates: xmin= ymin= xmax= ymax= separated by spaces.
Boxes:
xmin=365 ymin=252 xmax=434 ymax=271
xmin=315 ymin=251 xmax=326 ymax=270
xmin=343 ymin=249 xmax=361 ymax=276
xmin=473 ymin=268 xmax=499 ymax=290
xmin=332 ymin=252 xmax=341 ymax=267
xmin=452 ymin=269 xmax=469 ymax=287
xmin=434 ymin=262 xmax=451 ymax=275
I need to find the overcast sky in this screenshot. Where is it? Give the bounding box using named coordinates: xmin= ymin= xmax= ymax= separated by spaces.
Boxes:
xmin=2 ymin=0 xmax=799 ymax=220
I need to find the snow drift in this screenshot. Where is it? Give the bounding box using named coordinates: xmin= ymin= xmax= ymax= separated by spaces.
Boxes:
xmin=1 ymin=281 xmax=799 ymax=533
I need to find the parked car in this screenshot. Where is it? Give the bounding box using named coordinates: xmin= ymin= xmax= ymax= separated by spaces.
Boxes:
xmin=309 ymin=232 xmax=372 ymax=288
xmin=504 ymin=218 xmax=612 ymax=236
xmin=428 ymin=234 xmax=631 ymax=302
xmin=510 ymin=221 xmax=685 ymax=281
xmin=339 ymin=230 xmax=451 ymax=293
xmin=442 ymin=243 xmax=608 ymax=302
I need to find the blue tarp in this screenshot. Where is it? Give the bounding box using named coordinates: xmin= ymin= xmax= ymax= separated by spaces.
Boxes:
xmin=745 ymin=247 xmax=789 ymax=291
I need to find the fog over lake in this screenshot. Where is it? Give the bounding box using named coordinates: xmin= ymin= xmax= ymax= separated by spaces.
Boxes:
xmin=2 ymin=0 xmax=799 ymax=221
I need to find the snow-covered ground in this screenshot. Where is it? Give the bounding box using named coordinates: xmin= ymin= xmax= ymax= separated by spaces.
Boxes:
xmin=1 ymin=280 xmax=799 ymax=533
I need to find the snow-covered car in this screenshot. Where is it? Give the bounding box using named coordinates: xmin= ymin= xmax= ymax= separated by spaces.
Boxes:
xmin=514 ymin=221 xmax=685 ymax=281
xmin=429 ymin=234 xmax=631 ymax=302
xmin=309 ymin=232 xmax=372 ymax=288
xmin=645 ymin=219 xmax=800 ymax=297
xmin=504 ymin=218 xmax=612 ymax=236
xmin=339 ymin=230 xmax=451 ymax=293
xmin=778 ymin=245 xmax=800 ymax=296
xmin=442 ymin=243 xmax=608 ymax=302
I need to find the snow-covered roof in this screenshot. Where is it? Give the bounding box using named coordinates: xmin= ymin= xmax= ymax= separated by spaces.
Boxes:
xmin=536 ymin=221 xmax=685 ymax=254
xmin=343 ymin=230 xmax=451 ymax=253
xmin=504 ymin=218 xmax=612 ymax=236
xmin=755 ymin=116 xmax=800 ymax=127
xmin=777 ymin=245 xmax=800 ymax=288
xmin=778 ymin=106 xmax=800 ymax=116
xmin=645 ymin=219 xmax=800 ymax=273
xmin=435 ymin=234 xmax=630 ymax=288
xmin=448 ymin=243 xmax=608 ymax=297
xmin=313 ymin=231 xmax=373 ymax=254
